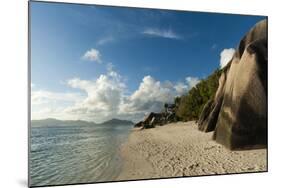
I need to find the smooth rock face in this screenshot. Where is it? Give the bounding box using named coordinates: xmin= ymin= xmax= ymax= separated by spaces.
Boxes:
xmin=198 ymin=19 xmax=267 ymax=150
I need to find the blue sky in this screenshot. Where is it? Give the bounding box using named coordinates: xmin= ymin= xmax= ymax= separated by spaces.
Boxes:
xmin=30 ymin=1 xmax=265 ymax=122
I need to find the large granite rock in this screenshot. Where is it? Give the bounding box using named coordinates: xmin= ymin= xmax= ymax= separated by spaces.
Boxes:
xmin=198 ymin=19 xmax=268 ymax=150
xmin=142 ymin=112 xmax=163 ymax=129
xmin=134 ymin=121 xmax=143 ymax=128
xmin=134 ymin=110 xmax=178 ymax=129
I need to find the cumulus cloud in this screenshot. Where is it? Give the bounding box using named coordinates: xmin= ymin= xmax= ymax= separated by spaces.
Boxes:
xmin=67 ymin=74 xmax=125 ymax=112
xmin=82 ymin=48 xmax=102 ymax=63
xmin=120 ymin=76 xmax=175 ymax=115
xmin=32 ymin=68 xmax=200 ymax=122
xmin=120 ymin=76 xmax=200 ymax=117
xmin=65 ymin=72 xmax=188 ymax=122
xmin=220 ymin=48 xmax=235 ymax=68
xmin=142 ymin=28 xmax=181 ymax=39
xmin=65 ymin=73 xmax=184 ymax=122
xmin=174 ymin=82 xmax=189 ymax=95
xmin=174 ymin=76 xmax=200 ymax=96
xmin=64 ymin=67 xmax=126 ymax=122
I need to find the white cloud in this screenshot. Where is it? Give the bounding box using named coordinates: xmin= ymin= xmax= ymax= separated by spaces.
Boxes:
xmin=120 ymin=76 xmax=175 ymax=115
xmin=174 ymin=82 xmax=188 ymax=95
xmin=97 ymin=36 xmax=114 ymax=46
xmin=66 ymin=74 xmax=184 ymax=122
xmin=82 ymin=48 xmax=102 ymax=63
xmin=32 ymin=69 xmax=200 ymax=122
xmin=32 ymin=90 xmax=83 ymax=105
xmin=142 ymin=28 xmax=181 ymax=39
xmin=31 ymin=67 xmax=127 ymax=122
xmin=173 ymin=76 xmax=200 ymax=96
xmin=67 ymin=74 xmax=125 ymax=111
xmin=64 ymin=68 xmax=126 ymax=122
xmin=120 ymin=76 xmax=200 ymax=117
xmin=186 ymin=76 xmax=200 ymax=88
xmin=220 ymin=48 xmax=235 ymax=68
xmin=31 ymin=90 xmax=84 ymax=120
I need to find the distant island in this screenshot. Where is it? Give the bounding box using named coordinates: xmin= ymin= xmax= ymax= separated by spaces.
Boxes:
xmin=31 ymin=118 xmax=134 ymax=127
xmin=101 ymin=118 xmax=134 ymax=126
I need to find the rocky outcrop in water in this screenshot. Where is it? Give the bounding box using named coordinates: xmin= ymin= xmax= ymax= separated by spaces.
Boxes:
xmin=198 ymin=19 xmax=268 ymax=150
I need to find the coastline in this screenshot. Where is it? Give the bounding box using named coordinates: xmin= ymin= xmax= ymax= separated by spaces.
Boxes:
xmin=116 ymin=121 xmax=267 ymax=180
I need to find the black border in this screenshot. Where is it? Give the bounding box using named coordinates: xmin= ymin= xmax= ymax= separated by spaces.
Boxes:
xmin=28 ymin=0 xmax=269 ymax=187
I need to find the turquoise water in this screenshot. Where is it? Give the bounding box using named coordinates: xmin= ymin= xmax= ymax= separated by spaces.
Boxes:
xmin=30 ymin=124 xmax=132 ymax=186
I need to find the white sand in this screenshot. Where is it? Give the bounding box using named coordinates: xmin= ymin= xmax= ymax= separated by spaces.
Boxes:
xmin=116 ymin=121 xmax=267 ymax=180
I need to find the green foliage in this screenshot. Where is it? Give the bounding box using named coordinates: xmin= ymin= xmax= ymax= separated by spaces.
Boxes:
xmin=176 ymin=69 xmax=222 ymax=121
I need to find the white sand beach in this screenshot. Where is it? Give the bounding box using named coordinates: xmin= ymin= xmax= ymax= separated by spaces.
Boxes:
xmin=117 ymin=121 xmax=267 ymax=180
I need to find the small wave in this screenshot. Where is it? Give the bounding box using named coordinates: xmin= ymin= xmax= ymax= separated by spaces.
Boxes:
xmin=30 ymin=125 xmax=131 ymax=186
xmin=31 ymin=149 xmax=46 ymax=153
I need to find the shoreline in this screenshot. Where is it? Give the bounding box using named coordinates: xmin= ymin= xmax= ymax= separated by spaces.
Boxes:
xmin=116 ymin=121 xmax=267 ymax=180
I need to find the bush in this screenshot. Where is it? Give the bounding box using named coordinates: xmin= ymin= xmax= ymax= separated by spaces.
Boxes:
xmin=176 ymin=69 xmax=222 ymax=121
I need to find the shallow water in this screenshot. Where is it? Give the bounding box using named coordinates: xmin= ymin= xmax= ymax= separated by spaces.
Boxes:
xmin=30 ymin=124 xmax=132 ymax=186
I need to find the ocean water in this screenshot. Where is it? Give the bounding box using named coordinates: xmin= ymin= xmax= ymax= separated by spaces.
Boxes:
xmin=30 ymin=124 xmax=132 ymax=186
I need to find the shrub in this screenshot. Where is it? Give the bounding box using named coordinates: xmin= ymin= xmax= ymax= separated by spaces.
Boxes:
xmin=176 ymin=69 xmax=222 ymax=121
